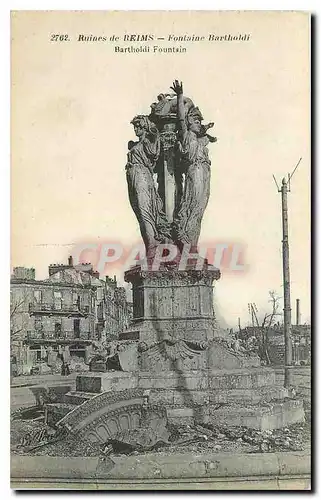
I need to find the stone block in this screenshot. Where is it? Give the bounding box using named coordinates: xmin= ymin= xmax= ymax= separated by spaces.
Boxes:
xmin=63 ymin=391 xmax=94 ymax=405
xmin=209 ymin=372 xmax=252 ymax=390
xmin=173 ymin=390 xmax=209 ymax=406
xmin=205 ymin=399 xmax=305 ymax=430
xmin=76 ymin=374 xmax=102 ymax=393
xmin=76 ymin=372 xmax=138 ymax=394
xmin=138 ymin=371 xmax=207 ymax=391
xmin=100 ymin=373 xmax=138 ymax=392
xmin=208 ymin=343 xmax=260 ymax=369
xmin=137 ymin=319 xmax=214 ymax=344
xmin=118 ymin=344 xmax=138 ymax=372
xmin=208 ymin=387 xmax=289 ymax=405
xmin=138 ymin=373 xmax=180 ymax=389
xmin=184 ymin=375 xmax=208 ymax=391
xmin=153 ymin=355 xmax=206 ymax=372
xmin=208 ymin=368 xmax=277 ymax=391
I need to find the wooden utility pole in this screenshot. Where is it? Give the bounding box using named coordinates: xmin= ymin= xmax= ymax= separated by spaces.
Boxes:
xmin=281 ymin=177 xmax=292 ymax=387
xmin=273 ymin=158 xmax=301 ymax=388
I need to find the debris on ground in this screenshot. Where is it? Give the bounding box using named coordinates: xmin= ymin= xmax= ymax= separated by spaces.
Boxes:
xmin=193 ymin=421 xmax=310 ymax=453
xmin=11 ymin=415 xmax=310 ymax=457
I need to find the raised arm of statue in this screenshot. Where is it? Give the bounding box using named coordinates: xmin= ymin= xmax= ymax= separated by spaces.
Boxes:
xmin=170 ymin=80 xmax=187 ymax=140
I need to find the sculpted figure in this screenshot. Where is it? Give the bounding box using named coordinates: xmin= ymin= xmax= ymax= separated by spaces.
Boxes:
xmin=150 ymin=93 xmax=195 ymax=119
xmin=170 ymin=80 xmax=217 ymax=252
xmin=126 ymin=115 xmax=171 ymax=257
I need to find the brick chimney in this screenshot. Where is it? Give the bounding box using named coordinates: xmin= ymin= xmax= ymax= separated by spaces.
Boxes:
xmin=296 ymin=298 xmax=301 ymax=326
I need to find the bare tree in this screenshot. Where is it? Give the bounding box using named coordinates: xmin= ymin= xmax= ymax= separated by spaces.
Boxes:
xmin=10 ymin=297 xmax=26 ymax=340
xmin=259 ymin=291 xmax=282 ymax=364
xmin=262 ymin=290 xmax=282 ymax=328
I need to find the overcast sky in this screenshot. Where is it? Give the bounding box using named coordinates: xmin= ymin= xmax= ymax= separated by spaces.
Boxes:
xmin=11 ymin=11 xmax=310 ymax=327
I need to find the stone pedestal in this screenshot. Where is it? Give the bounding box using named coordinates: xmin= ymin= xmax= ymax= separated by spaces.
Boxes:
xmin=123 ymin=262 xmax=221 ymax=345
xmin=122 ymin=261 xmax=260 ymax=372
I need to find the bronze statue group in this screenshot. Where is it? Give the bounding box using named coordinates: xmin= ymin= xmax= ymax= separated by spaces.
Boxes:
xmin=126 ymin=80 xmax=217 ymax=260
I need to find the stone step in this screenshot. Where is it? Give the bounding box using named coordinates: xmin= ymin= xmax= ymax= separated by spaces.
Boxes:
xmin=209 ymin=386 xmax=289 ymax=404
xmin=63 ymin=391 xmax=96 ymax=405
xmin=166 ymin=399 xmax=305 ymax=430
xmin=76 ymin=367 xmax=277 ymax=394
xmin=146 ymin=385 xmax=289 ymax=407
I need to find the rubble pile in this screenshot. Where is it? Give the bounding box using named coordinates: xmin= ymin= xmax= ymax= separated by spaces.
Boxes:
xmin=11 ymin=416 xmax=310 ymax=457
xmin=197 ymin=422 xmax=308 ymax=452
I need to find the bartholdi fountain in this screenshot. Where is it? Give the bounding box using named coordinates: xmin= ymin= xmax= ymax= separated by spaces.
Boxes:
xmin=47 ymin=81 xmax=304 ymax=448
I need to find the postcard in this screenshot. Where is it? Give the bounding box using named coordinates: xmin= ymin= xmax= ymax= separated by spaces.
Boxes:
xmin=11 ymin=10 xmax=310 ymax=490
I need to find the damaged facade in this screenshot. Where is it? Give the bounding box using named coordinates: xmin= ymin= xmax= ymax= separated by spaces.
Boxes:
xmin=10 ymin=257 xmax=132 ymax=375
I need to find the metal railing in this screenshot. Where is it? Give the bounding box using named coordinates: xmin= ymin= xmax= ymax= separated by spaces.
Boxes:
xmin=29 ymin=303 xmax=90 ymax=315
xmin=26 ymin=331 xmax=92 ymax=342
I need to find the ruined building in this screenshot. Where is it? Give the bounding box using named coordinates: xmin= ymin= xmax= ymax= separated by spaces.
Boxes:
xmin=10 ymin=257 xmax=132 ymax=375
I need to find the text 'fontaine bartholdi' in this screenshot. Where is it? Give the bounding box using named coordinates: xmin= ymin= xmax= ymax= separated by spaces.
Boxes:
xmin=77 ymin=32 xmax=251 ymax=53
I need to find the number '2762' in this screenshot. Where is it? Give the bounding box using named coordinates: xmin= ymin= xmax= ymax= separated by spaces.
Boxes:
xmin=50 ymin=34 xmax=70 ymax=41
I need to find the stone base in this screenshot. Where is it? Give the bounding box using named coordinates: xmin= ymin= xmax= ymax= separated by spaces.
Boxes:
xmin=67 ymin=367 xmax=305 ymax=432
xmin=124 ymin=263 xmax=221 ymax=345
xmin=76 ymin=367 xmax=276 ymax=394
xmin=121 ymin=262 xmax=260 ymax=371
xmin=56 ymin=262 xmax=305 ymax=435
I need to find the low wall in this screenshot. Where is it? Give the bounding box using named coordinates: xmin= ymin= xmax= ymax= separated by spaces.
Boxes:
xmin=11 ymin=451 xmax=311 ymax=490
